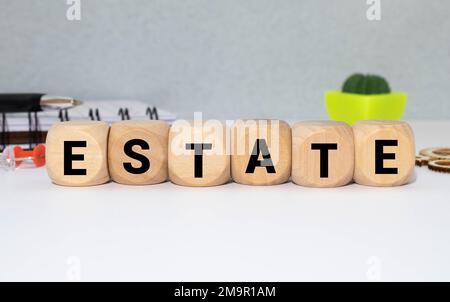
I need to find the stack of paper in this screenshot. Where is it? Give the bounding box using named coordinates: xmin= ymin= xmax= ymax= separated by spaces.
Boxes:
xmin=5 ymin=100 xmax=177 ymax=132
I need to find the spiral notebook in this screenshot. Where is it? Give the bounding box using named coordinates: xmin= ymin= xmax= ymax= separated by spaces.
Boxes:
xmin=0 ymin=100 xmax=176 ymax=151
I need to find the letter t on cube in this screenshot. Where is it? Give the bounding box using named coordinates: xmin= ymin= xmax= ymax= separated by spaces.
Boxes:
xmin=168 ymin=120 xmax=230 ymax=187
xmin=291 ymin=121 xmax=354 ymax=187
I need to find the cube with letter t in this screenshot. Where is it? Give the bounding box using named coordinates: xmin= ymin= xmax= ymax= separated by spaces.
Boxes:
xmin=168 ymin=120 xmax=230 ymax=187
xmin=291 ymin=121 xmax=354 ymax=187
xmin=353 ymin=121 xmax=415 ymax=186
xmin=46 ymin=121 xmax=110 ymax=186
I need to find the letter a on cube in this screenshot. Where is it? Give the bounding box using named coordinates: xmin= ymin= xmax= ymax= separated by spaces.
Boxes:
xmin=231 ymin=120 xmax=291 ymax=185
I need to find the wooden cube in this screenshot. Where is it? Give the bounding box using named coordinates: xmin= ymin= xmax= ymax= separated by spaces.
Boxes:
xmin=291 ymin=121 xmax=354 ymax=187
xmin=353 ymin=121 xmax=415 ymax=187
xmin=168 ymin=120 xmax=230 ymax=187
xmin=231 ymin=120 xmax=291 ymax=185
xmin=46 ymin=121 xmax=110 ymax=186
xmin=108 ymin=121 xmax=169 ymax=185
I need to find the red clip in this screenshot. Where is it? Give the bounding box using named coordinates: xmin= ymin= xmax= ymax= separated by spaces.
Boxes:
xmin=13 ymin=144 xmax=46 ymax=167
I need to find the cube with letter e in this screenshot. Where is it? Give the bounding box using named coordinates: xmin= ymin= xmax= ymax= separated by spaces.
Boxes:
xmin=46 ymin=121 xmax=110 ymax=186
xmin=353 ymin=121 xmax=415 ymax=186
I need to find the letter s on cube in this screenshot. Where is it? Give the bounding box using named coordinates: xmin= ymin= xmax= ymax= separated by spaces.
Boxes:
xmin=108 ymin=121 xmax=169 ymax=185
xmin=46 ymin=121 xmax=110 ymax=186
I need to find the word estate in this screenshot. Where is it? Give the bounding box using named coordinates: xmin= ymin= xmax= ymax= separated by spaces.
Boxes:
xmin=46 ymin=119 xmax=415 ymax=188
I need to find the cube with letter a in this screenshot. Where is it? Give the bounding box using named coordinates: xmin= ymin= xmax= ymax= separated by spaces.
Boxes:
xmin=231 ymin=119 xmax=291 ymax=185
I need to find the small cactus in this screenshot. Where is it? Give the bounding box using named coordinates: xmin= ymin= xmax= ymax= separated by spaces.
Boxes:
xmin=342 ymin=73 xmax=391 ymax=95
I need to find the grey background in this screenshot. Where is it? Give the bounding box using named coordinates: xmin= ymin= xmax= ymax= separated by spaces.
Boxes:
xmin=0 ymin=0 xmax=448 ymax=120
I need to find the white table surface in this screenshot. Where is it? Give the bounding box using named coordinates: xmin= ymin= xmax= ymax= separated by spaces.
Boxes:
xmin=1 ymin=120 xmax=449 ymax=282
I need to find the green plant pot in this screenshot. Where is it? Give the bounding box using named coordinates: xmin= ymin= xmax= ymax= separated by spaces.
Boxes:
xmin=324 ymin=91 xmax=407 ymax=125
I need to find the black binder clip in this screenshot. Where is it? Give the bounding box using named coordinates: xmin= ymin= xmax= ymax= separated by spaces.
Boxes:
xmin=146 ymin=107 xmax=159 ymax=120
xmin=0 ymin=94 xmax=46 ymax=151
xmin=27 ymin=111 xmax=40 ymax=150
xmin=0 ymin=112 xmax=9 ymax=152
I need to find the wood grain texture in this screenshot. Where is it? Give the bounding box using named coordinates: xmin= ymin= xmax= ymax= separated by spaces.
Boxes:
xmin=108 ymin=121 xmax=169 ymax=185
xmin=168 ymin=120 xmax=230 ymax=187
xmin=353 ymin=120 xmax=415 ymax=187
xmin=46 ymin=121 xmax=110 ymax=187
xmin=231 ymin=120 xmax=291 ymax=185
xmin=291 ymin=121 xmax=354 ymax=187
